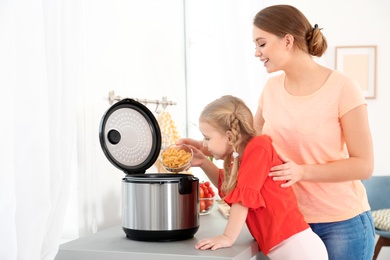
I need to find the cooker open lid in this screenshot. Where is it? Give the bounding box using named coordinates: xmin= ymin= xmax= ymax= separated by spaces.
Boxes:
xmin=99 ymin=98 xmax=162 ymax=174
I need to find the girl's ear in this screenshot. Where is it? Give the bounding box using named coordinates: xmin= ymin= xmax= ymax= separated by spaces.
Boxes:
xmin=226 ymin=131 xmax=234 ymax=145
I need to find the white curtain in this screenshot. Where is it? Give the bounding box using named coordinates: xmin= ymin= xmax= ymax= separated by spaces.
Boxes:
xmin=0 ymin=0 xmax=83 ymax=259
xmin=185 ymin=0 xmax=268 ymax=139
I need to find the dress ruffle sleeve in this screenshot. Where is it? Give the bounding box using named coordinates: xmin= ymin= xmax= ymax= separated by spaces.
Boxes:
xmin=224 ymin=186 xmax=266 ymax=209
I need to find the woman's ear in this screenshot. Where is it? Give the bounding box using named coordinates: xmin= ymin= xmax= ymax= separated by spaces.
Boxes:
xmin=284 ymin=34 xmax=294 ymax=49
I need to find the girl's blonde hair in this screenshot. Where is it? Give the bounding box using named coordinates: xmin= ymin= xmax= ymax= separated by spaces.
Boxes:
xmin=199 ymin=95 xmax=256 ymax=194
xmin=253 ymin=5 xmax=327 ymax=57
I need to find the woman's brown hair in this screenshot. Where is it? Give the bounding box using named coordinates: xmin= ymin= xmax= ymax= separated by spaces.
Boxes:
xmin=253 ymin=5 xmax=327 ymax=57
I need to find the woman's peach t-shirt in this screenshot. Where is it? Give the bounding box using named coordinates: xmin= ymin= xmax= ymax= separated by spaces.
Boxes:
xmin=259 ymin=71 xmax=370 ymax=223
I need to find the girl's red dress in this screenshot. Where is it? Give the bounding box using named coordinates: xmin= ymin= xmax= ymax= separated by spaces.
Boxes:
xmin=219 ymin=135 xmax=309 ymax=255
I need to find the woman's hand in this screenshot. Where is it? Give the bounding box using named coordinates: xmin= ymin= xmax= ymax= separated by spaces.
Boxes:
xmin=195 ymin=235 xmax=234 ymax=251
xmin=269 ymin=155 xmax=304 ymax=188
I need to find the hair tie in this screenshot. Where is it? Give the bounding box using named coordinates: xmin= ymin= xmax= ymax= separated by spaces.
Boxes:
xmin=232 ymin=152 xmax=239 ymax=158
xmin=313 ymin=24 xmax=322 ymax=31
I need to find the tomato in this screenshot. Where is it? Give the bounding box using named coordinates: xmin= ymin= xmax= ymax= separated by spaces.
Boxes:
xmin=206 ymin=199 xmax=213 ymax=209
xmin=199 ymin=200 xmax=206 ymax=212
xmin=199 ymin=181 xmax=215 ymax=213
xmin=199 ymin=187 xmax=204 ymax=198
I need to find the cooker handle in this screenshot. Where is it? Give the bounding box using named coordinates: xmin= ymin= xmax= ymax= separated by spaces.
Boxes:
xmin=178 ymin=176 xmax=193 ymax=195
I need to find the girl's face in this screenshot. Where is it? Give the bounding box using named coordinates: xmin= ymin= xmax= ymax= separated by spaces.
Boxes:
xmin=252 ymin=26 xmax=290 ymax=73
xmin=199 ymin=121 xmax=233 ymax=160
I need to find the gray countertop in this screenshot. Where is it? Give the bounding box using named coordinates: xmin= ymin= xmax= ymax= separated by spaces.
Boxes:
xmin=55 ymin=207 xmax=269 ymax=260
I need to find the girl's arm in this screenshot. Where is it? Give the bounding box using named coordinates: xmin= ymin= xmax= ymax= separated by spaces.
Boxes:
xmin=177 ymin=138 xmax=212 ymax=157
xmin=178 ymin=138 xmax=220 ymax=187
xmin=195 ymin=202 xmax=248 ymax=250
xmin=196 ymin=151 xmax=220 ymax=188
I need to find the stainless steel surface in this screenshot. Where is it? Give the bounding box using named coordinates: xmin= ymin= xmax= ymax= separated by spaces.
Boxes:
xmin=122 ymin=177 xmax=199 ymax=230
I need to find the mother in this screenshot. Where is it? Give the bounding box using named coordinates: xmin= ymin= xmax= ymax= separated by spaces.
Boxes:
xmin=252 ymin=4 xmax=375 ymax=260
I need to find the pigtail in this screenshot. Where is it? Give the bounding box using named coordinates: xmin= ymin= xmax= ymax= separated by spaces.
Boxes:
xmin=200 ymin=95 xmax=256 ymax=195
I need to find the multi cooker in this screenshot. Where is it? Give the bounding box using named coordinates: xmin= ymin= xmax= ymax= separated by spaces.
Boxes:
xmin=99 ymin=98 xmax=199 ymax=241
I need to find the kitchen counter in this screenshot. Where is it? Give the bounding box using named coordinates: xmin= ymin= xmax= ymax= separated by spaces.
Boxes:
xmin=55 ymin=207 xmax=269 ymax=260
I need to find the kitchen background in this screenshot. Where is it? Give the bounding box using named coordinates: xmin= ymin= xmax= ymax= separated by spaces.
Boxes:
xmin=1 ymin=0 xmax=389 ymax=259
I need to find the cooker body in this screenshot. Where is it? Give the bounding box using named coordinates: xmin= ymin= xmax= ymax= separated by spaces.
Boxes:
xmin=122 ymin=174 xmax=199 ymax=241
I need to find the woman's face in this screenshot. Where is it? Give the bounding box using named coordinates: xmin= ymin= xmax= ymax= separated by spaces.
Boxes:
xmin=252 ymin=26 xmax=290 ymax=73
xmin=199 ymin=121 xmax=233 ymax=160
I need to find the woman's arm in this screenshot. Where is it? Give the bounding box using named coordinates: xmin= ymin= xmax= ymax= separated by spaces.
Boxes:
xmin=269 ymin=105 xmax=374 ymax=187
xmin=195 ymin=202 xmax=248 ymax=250
xmin=253 ymin=106 xmax=264 ymax=135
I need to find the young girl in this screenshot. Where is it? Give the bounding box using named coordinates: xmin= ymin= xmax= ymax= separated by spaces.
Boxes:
xmin=192 ymin=95 xmax=327 ymax=260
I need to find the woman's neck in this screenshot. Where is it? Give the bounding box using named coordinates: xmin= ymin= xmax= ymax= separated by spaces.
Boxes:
xmin=283 ymin=55 xmax=331 ymax=96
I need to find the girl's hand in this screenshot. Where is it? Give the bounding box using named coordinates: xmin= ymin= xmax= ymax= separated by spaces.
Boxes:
xmin=195 ymin=203 xmax=247 ymax=250
xmin=177 ymin=138 xmax=203 ymax=150
xmin=188 ymin=145 xmax=208 ymax=167
xmin=269 ymin=155 xmax=304 ymax=188
xmin=178 ymin=139 xmax=219 ymax=186
xmin=177 ymin=138 xmax=212 ymax=157
xmin=195 ymin=235 xmax=234 ymax=251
